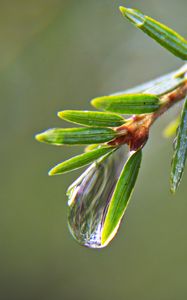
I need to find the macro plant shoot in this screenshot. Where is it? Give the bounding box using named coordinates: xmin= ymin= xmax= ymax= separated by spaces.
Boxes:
xmin=36 ymin=6 xmax=187 ymax=249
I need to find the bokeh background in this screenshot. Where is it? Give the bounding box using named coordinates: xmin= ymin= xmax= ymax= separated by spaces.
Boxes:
xmin=1 ymin=0 xmax=187 ymax=299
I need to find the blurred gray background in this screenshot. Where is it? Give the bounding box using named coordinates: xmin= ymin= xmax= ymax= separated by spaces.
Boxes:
xmin=1 ymin=0 xmax=187 ymax=299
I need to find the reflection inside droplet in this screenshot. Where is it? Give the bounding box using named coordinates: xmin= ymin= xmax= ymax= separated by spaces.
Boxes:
xmin=67 ymin=146 xmax=128 ymax=248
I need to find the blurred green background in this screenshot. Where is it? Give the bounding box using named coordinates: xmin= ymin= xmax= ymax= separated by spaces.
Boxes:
xmin=1 ymin=0 xmax=187 ymax=299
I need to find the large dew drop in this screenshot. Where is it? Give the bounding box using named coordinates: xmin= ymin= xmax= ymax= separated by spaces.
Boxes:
xmin=67 ymin=146 xmax=128 ymax=248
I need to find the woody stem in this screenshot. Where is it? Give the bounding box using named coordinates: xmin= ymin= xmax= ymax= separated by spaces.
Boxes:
xmin=109 ymin=79 xmax=187 ymax=150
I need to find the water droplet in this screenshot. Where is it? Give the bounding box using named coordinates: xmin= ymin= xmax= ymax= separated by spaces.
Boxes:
xmin=67 ymin=146 xmax=128 ymax=248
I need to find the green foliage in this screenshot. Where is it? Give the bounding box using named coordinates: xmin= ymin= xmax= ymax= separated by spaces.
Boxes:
xmin=146 ymin=76 xmax=185 ymax=96
xmin=171 ymin=97 xmax=187 ymax=193
xmin=120 ymin=6 xmax=187 ymax=60
xmin=36 ymin=6 xmax=187 ymax=248
xmin=58 ymin=110 xmax=125 ymax=127
xmin=35 ymin=127 xmax=117 ymax=145
xmin=84 ymin=144 xmax=100 ymax=152
xmin=49 ymin=146 xmax=115 ymax=176
xmin=91 ymin=93 xmax=160 ymax=114
xmin=163 ymin=117 xmax=180 ymax=138
xmin=101 ymin=150 xmax=142 ymax=246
